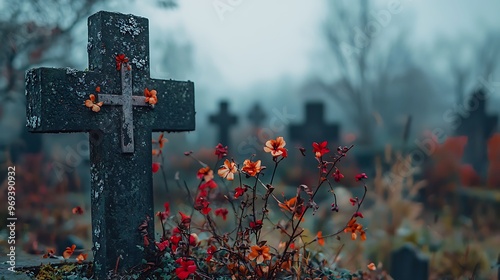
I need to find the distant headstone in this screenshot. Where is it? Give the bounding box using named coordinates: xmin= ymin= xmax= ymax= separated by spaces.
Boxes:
xmin=289 ymin=102 xmax=340 ymax=147
xmin=390 ymin=244 xmax=429 ymax=280
xmin=209 ymin=101 xmax=238 ymax=147
xmin=455 ymin=88 xmax=497 ymax=178
xmin=25 ymin=11 xmax=195 ymax=278
xmin=247 ymin=103 xmax=267 ymax=128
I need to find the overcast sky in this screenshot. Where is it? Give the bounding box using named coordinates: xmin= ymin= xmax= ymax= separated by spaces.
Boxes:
xmin=123 ymin=0 xmax=500 ymax=92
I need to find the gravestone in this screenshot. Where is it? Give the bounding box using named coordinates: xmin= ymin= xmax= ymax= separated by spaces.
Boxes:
xmin=390 ymin=244 xmax=429 ymax=280
xmin=247 ymin=103 xmax=267 ymax=128
xmin=289 ymin=102 xmax=340 ymax=147
xmin=209 ymin=100 xmax=237 ymax=147
xmin=25 ymin=11 xmax=195 ymax=278
xmin=454 ymin=88 xmax=497 ymax=178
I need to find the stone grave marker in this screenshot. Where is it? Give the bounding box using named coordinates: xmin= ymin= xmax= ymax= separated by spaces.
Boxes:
xmin=247 ymin=103 xmax=267 ymax=128
xmin=25 ymin=11 xmax=195 ymax=278
xmin=390 ymin=244 xmax=429 ymax=280
xmin=454 ymin=88 xmax=497 ymax=178
xmin=289 ymin=102 xmax=340 ymax=147
xmin=209 ymin=100 xmax=237 ymax=147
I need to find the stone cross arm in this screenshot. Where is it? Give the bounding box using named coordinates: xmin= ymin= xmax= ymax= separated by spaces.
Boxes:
xmin=26 ymin=67 xmax=194 ymax=134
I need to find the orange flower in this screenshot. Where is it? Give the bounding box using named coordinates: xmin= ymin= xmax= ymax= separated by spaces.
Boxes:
xmin=248 ymin=245 xmax=271 ymax=264
xmin=242 ymin=159 xmax=264 ymax=177
xmin=63 ymin=244 xmax=76 ymax=259
xmin=367 ymin=262 xmax=376 ymax=271
xmin=42 ymin=249 xmax=55 ymax=258
xmin=263 ymin=136 xmax=287 ymax=158
xmin=279 ymin=196 xmax=304 ymax=220
xmin=76 ymin=253 xmax=88 ymax=263
xmin=344 ymin=218 xmax=366 ymax=241
xmin=197 ymin=166 xmax=214 ymax=182
xmin=217 ymin=159 xmax=237 ymax=180
xmin=84 ymin=94 xmax=103 ymax=112
xmin=144 ymin=88 xmax=158 ymax=106
xmin=317 ymin=231 xmax=325 ymax=246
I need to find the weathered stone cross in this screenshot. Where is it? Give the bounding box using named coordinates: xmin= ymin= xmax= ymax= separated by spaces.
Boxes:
xmin=289 ymin=102 xmax=340 ymax=146
xmin=25 ymin=11 xmax=195 ymax=278
xmin=209 ymin=100 xmax=237 ymax=147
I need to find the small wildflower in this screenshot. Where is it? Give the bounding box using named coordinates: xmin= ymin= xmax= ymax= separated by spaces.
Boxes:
xmin=197 ymin=166 xmax=212 ymax=180
xmin=215 ymin=208 xmax=229 ymax=221
xmin=217 ymin=159 xmax=237 ymax=180
xmin=249 ymin=220 xmax=263 ymax=230
xmin=76 ymin=253 xmax=88 ymax=263
xmin=156 ymin=240 xmax=169 ymax=252
xmin=367 ymin=262 xmax=376 ymax=271
xmin=349 ymin=197 xmax=358 ymax=206
xmin=215 ymin=143 xmax=228 ymax=159
xmin=144 ymin=88 xmax=158 ymax=106
xmin=242 ymin=159 xmax=264 ymax=177
xmin=312 ymin=141 xmax=330 ymax=158
xmin=156 ymin=202 xmax=170 ymax=221
xmin=317 ymin=231 xmax=325 ymax=246
xmin=206 ymin=245 xmax=217 ymax=262
xmin=248 ymin=245 xmax=271 ymax=264
xmin=332 ymin=169 xmax=344 ymax=182
xmin=354 ymin=211 xmax=364 ymax=218
xmin=355 ymin=173 xmax=368 ymax=181
xmin=331 ymin=203 xmax=339 ymax=212
xmin=263 ymin=136 xmax=288 ymax=158
xmin=72 ymin=206 xmax=84 ymax=215
xmin=175 ymin=258 xmax=197 ymax=280
xmin=344 ymin=218 xmax=366 ymax=241
xmin=115 ymin=54 xmax=129 ymax=70
xmin=179 ymin=212 xmax=191 ymax=225
xmin=63 ymin=244 xmax=76 ymax=259
xmin=84 ymin=94 xmax=103 ymax=112
xmin=42 ymin=249 xmax=55 ymax=259
xmin=152 ymin=162 xmax=160 ymax=173
xmin=234 ymin=186 xmax=247 ymax=198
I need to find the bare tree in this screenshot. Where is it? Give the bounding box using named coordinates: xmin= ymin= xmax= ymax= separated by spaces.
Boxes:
xmin=309 ymin=0 xmax=418 ymax=145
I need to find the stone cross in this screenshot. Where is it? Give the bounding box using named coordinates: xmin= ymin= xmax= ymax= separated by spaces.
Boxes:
xmin=25 ymin=11 xmax=195 ymax=278
xmin=390 ymin=244 xmax=429 ymax=280
xmin=455 ymin=88 xmax=497 ymax=178
xmin=289 ymin=102 xmax=340 ymax=147
xmin=247 ymin=103 xmax=267 ymax=128
xmin=209 ymin=101 xmax=237 ymax=147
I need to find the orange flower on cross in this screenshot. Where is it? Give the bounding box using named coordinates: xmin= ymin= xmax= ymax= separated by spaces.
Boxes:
xmin=84 ymin=94 xmax=103 ymax=112
xmin=144 ymin=88 xmax=158 ymax=106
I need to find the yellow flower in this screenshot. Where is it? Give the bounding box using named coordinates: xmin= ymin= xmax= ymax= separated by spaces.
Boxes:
xmin=217 ymin=159 xmax=237 ymax=181
xmin=248 ymin=245 xmax=271 ymax=264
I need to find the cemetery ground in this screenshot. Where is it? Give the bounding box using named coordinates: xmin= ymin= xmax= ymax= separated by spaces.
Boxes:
xmin=1 ymin=138 xmax=500 ymax=279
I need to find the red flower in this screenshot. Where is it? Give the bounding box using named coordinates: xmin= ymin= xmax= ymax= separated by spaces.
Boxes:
xmin=206 ymin=245 xmax=217 ymax=262
xmin=354 ymin=211 xmax=364 ymax=218
xmin=189 ymin=233 xmax=198 ymax=246
xmin=215 ymin=208 xmax=229 ymax=221
xmin=234 ymin=186 xmax=247 ymax=198
xmin=156 ymin=202 xmax=170 ymax=221
xmin=349 ymin=198 xmax=358 ymax=206
xmin=152 ymin=162 xmax=160 ymax=173
xmin=312 ymin=141 xmax=330 ymax=158
xmin=156 ymin=240 xmax=169 ymax=252
xmin=249 ymin=220 xmax=263 ymax=230
xmin=195 ymin=196 xmax=211 ymax=215
xmin=200 ymin=179 xmax=217 ymax=190
xmin=115 ymin=54 xmax=129 ymax=70
xmin=355 ymin=173 xmax=368 ymax=181
xmin=332 ymin=169 xmax=344 ymax=182
xmin=179 ymin=212 xmax=191 ymax=224
xmin=175 ymin=258 xmax=197 ymax=280
xmin=72 ymin=206 xmax=84 ymax=215
xmin=215 ymin=143 xmax=228 ymax=159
